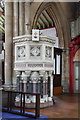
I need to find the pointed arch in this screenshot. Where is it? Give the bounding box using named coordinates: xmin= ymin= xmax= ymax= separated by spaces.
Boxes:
xmin=32 ymin=2 xmax=70 ymax=48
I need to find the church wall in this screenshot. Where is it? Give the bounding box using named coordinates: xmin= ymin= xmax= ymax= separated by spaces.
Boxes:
xmin=4 ymin=1 xmax=79 ymax=93
xmin=12 ymin=2 xmax=70 ymax=93
xmin=74 ymin=49 xmax=80 ymax=61
xmin=32 ymin=2 xmax=70 ymax=93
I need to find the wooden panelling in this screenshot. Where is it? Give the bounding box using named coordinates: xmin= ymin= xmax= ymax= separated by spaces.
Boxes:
xmin=53 ymin=86 xmax=62 ymax=95
xmin=54 ymin=75 xmax=61 ymax=87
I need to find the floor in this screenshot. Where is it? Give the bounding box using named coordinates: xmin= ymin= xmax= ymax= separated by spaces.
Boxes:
xmin=2 ymin=93 xmax=79 ymax=119
xmin=26 ymin=94 xmax=79 ymax=119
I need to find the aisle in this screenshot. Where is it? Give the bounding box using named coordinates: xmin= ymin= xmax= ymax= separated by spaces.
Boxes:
xmin=2 ymin=112 xmax=48 ymax=120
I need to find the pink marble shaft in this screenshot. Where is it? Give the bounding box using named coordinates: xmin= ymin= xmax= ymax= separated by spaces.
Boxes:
xmin=24 ymin=83 xmax=27 ymax=92
xmin=33 ymin=83 xmax=36 ymax=93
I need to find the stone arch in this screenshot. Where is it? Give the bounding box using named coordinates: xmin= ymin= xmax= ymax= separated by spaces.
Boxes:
xmin=32 ymin=2 xmax=70 ymax=48
xmin=74 ymin=48 xmax=80 ymax=61
xmin=32 ymin=2 xmax=70 ymax=93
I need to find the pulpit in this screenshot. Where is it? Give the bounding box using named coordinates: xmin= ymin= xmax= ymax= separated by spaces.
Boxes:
xmin=13 ymin=34 xmax=55 ymax=108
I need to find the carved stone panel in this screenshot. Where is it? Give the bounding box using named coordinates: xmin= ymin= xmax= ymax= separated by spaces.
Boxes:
xmin=45 ymin=46 xmax=52 ymax=59
xmin=17 ymin=46 xmax=26 ymax=60
xmin=30 ymin=46 xmax=41 ymax=57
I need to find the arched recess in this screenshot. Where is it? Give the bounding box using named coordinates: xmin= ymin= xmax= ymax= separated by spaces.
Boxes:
xmin=32 ymin=2 xmax=70 ymax=93
xmin=74 ymin=48 xmax=80 ymax=61
xmin=74 ymin=48 xmax=80 ymax=93
xmin=69 ymin=36 xmax=80 ymax=93
xmin=32 ymin=2 xmax=70 ymax=48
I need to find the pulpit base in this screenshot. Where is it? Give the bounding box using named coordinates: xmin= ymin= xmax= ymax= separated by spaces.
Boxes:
xmin=15 ymin=101 xmax=53 ymax=108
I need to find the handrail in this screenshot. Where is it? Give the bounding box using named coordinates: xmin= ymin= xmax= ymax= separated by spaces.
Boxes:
xmin=2 ymin=90 xmax=40 ymax=95
xmin=2 ymin=90 xmax=40 ymax=119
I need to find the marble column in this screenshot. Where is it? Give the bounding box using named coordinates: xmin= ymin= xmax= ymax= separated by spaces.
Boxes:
xmin=23 ymin=81 xmax=27 ymax=92
xmin=33 ymin=82 xmax=36 ymax=93
xmin=20 ymin=81 xmax=22 ymax=91
xmin=13 ymin=2 xmax=19 ymax=37
xmin=43 ymin=81 xmax=46 ymax=95
xmin=16 ymin=75 xmax=20 ymax=91
xmin=62 ymin=51 xmax=65 ymax=90
xmin=45 ymin=80 xmax=48 ymax=95
xmin=5 ymin=2 xmax=13 ymax=88
xmin=50 ymin=75 xmax=53 ymax=97
xmin=13 ymin=2 xmax=19 ymax=87
xmin=25 ymin=2 xmax=31 ymax=34
xmin=63 ymin=49 xmax=70 ymax=93
xmin=19 ymin=2 xmax=25 ymax=36
xmin=25 ymin=71 xmax=31 ymax=92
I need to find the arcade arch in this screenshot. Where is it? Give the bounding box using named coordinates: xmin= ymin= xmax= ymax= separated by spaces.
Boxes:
xmin=32 ymin=2 xmax=70 ymax=93
xmin=74 ymin=48 xmax=80 ymax=93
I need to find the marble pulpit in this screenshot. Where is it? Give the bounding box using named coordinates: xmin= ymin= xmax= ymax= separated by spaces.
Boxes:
xmin=13 ymin=34 xmax=55 ymax=108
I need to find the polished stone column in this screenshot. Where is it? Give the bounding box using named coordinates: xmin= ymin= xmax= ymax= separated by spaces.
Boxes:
xmin=45 ymin=80 xmax=48 ymax=95
xmin=13 ymin=2 xmax=19 ymax=87
xmin=23 ymin=81 xmax=27 ymax=92
xmin=25 ymin=2 xmax=31 ymax=34
xmin=63 ymin=49 xmax=69 ymax=93
xmin=20 ymin=81 xmax=22 ymax=91
xmin=49 ymin=71 xmax=53 ymax=97
xmin=13 ymin=2 xmax=19 ymax=37
xmin=50 ymin=75 xmax=53 ymax=97
xmin=33 ymin=82 xmax=36 ymax=93
xmin=25 ymin=71 xmax=31 ymax=92
xmin=43 ymin=81 xmax=46 ymax=95
xmin=5 ymin=2 xmax=13 ymax=88
xmin=19 ymin=2 xmax=24 ymax=35
xmin=16 ymin=75 xmax=20 ymax=91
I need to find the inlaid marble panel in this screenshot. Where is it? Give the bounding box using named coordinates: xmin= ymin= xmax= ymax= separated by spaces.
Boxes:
xmin=30 ymin=45 xmax=41 ymax=57
xmin=16 ymin=46 xmax=26 ymax=60
xmin=45 ymin=46 xmax=52 ymax=59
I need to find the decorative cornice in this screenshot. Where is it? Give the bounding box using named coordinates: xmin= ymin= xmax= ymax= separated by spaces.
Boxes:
xmin=13 ymin=34 xmax=56 ymax=44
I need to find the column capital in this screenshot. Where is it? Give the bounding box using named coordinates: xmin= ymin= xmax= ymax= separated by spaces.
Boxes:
xmin=23 ymin=80 xmax=27 ymax=84
xmin=39 ymin=71 xmax=45 ymax=77
xmin=49 ymin=71 xmax=52 ymax=76
xmin=25 ymin=71 xmax=31 ymax=76
xmin=16 ymin=71 xmax=21 ymax=76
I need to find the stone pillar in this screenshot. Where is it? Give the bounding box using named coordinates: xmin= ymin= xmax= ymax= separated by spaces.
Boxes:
xmin=5 ymin=2 xmax=13 ymax=88
xmin=15 ymin=71 xmax=20 ymax=90
xmin=50 ymin=72 xmax=53 ymax=97
xmin=63 ymin=48 xmax=70 ymax=93
xmin=23 ymin=81 xmax=27 ymax=92
xmin=45 ymin=80 xmax=47 ymax=95
xmin=13 ymin=2 xmax=19 ymax=37
xmin=25 ymin=2 xmax=31 ymax=34
xmin=16 ymin=75 xmax=20 ymax=91
xmin=19 ymin=2 xmax=24 ymax=36
xmin=25 ymin=71 xmax=31 ymax=92
xmin=20 ymin=80 xmax=22 ymax=91
xmin=33 ymin=82 xmax=36 ymax=93
xmin=43 ymin=81 xmax=46 ymax=95
xmin=13 ymin=2 xmax=19 ymax=88
xmin=62 ymin=51 xmax=65 ymax=90
xmin=40 ymin=71 xmax=45 ymax=98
